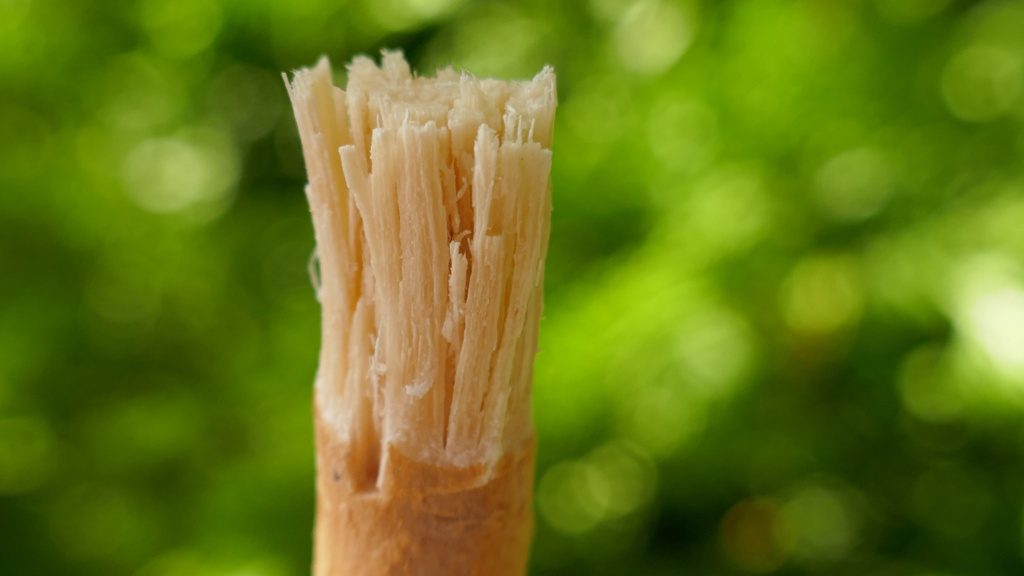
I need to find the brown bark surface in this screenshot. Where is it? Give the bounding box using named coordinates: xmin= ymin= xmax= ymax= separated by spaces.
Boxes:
xmin=314 ymin=413 xmax=535 ymax=576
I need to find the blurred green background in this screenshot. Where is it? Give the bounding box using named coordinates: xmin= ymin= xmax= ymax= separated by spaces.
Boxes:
xmin=3 ymin=0 xmax=1024 ymax=574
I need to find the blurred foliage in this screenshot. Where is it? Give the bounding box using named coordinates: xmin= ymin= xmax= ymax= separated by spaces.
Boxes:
xmin=3 ymin=0 xmax=1024 ymax=574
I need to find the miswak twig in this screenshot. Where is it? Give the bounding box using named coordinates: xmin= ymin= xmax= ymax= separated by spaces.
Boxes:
xmin=285 ymin=51 xmax=556 ymax=576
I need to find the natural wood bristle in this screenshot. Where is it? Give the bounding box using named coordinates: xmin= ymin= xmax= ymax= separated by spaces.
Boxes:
xmin=285 ymin=49 xmax=554 ymax=483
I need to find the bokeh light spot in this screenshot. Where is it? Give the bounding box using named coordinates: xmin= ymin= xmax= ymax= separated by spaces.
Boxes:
xmin=588 ymin=0 xmax=634 ymax=22
xmin=668 ymin=167 xmax=771 ymax=262
xmin=139 ymin=0 xmax=222 ymax=58
xmin=675 ymin=306 xmax=758 ymax=397
xmin=720 ymin=499 xmax=787 ymax=572
xmin=775 ymin=483 xmax=861 ymax=562
xmin=628 ymin=384 xmax=706 ymax=457
xmin=647 ymin=95 xmax=719 ymax=173
xmin=942 ymin=46 xmax=1022 ymax=122
xmin=50 ymin=486 xmax=155 ymax=562
xmin=615 ymin=0 xmax=695 ymax=75
xmin=370 ymin=0 xmax=466 ymax=31
xmin=447 ymin=6 xmax=545 ymax=78
xmin=963 ymin=287 xmax=1024 ymax=374
xmin=538 ymin=461 xmax=606 ymax=534
xmin=586 ymin=442 xmax=658 ymax=518
xmin=122 ymin=128 xmax=239 ymax=219
xmin=952 ymin=254 xmax=1024 ymax=396
xmin=815 ymin=147 xmax=894 ymax=222
xmin=865 ymin=234 xmax=947 ymax=323
xmin=405 ymin=0 xmax=465 ymax=19
xmin=782 ymin=255 xmax=865 ymax=334
xmin=85 ymin=265 xmax=161 ymax=338
xmin=898 ymin=345 xmax=965 ymax=422
xmin=83 ymin=391 xmax=203 ymax=473
xmin=539 ymin=443 xmax=657 ymax=535
xmin=0 ymin=415 xmax=55 ymax=494
xmin=0 ymin=102 xmax=51 ymax=180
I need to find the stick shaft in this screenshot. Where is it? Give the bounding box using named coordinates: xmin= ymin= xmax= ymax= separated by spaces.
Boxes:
xmin=314 ymin=417 xmax=535 ymax=576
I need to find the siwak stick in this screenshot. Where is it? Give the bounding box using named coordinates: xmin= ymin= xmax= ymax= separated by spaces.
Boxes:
xmin=285 ymin=51 xmax=556 ymax=576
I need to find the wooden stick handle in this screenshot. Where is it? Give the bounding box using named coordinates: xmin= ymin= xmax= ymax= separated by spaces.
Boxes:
xmin=314 ymin=416 xmax=535 ymax=576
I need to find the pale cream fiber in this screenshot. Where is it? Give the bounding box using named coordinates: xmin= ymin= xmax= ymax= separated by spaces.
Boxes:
xmin=285 ymin=52 xmax=555 ymax=575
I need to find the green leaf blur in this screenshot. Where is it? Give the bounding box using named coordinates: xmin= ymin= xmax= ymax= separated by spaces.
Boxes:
xmin=2 ymin=0 xmax=1024 ymax=574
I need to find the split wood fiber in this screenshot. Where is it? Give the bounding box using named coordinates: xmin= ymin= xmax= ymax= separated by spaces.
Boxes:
xmin=285 ymin=52 xmax=556 ymax=576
